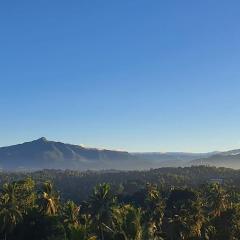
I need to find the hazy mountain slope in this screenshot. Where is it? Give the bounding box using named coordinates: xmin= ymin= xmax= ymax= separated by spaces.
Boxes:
xmin=133 ymin=152 xmax=215 ymax=167
xmin=192 ymin=150 xmax=240 ymax=169
xmin=0 ymin=137 xmax=132 ymax=170
xmin=0 ymin=137 xmax=229 ymax=170
xmin=132 ymin=152 xmax=213 ymax=162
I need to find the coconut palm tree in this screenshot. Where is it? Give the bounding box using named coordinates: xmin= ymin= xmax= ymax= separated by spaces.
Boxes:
xmin=166 ymin=214 xmax=188 ymax=240
xmin=0 ymin=183 xmax=22 ymax=240
xmin=88 ymin=183 xmax=115 ymax=240
xmin=38 ymin=181 xmax=60 ymax=216
xmin=14 ymin=178 xmax=36 ymax=214
xmin=111 ymin=204 xmax=142 ymax=240
xmin=143 ymin=183 xmax=164 ymax=238
xmin=62 ymin=200 xmax=80 ymax=226
xmin=68 ymin=223 xmax=97 ymax=240
xmin=163 ymin=188 xmax=204 ymax=240
xmin=207 ymin=184 xmax=228 ymax=218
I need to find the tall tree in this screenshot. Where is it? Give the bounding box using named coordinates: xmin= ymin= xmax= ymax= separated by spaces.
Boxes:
xmin=207 ymin=184 xmax=228 ymax=218
xmin=163 ymin=188 xmax=204 ymax=240
xmin=0 ymin=183 xmax=22 ymax=240
xmin=143 ymin=183 xmax=165 ymax=239
xmin=62 ymin=200 xmax=80 ymax=226
xmin=111 ymin=204 xmax=142 ymax=240
xmin=88 ymin=183 xmax=116 ymax=240
xmin=38 ymin=181 xmax=60 ymax=216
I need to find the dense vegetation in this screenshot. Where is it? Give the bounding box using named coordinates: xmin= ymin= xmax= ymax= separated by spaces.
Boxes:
xmin=1 ymin=166 xmax=240 ymax=239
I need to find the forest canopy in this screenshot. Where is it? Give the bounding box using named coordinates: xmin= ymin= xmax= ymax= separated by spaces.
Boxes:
xmin=1 ymin=166 xmax=240 ymax=239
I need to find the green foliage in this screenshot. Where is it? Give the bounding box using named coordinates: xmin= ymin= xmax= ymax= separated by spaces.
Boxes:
xmin=38 ymin=181 xmax=60 ymax=216
xmin=62 ymin=200 xmax=80 ymax=226
xmin=1 ymin=166 xmax=240 ymax=239
xmin=88 ymin=183 xmax=116 ymax=239
xmin=14 ymin=213 xmax=67 ymax=240
xmin=0 ymin=182 xmax=22 ymax=239
xmin=67 ymin=224 xmax=97 ymax=240
xmin=112 ymin=204 xmax=142 ymax=240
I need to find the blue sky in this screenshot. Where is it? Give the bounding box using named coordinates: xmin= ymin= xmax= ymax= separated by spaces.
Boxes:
xmin=1 ymin=0 xmax=240 ymax=152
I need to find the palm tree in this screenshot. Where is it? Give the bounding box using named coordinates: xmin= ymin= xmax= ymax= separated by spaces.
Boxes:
xmin=63 ymin=200 xmax=80 ymax=226
xmin=164 ymin=188 xmax=204 ymax=240
xmin=0 ymin=183 xmax=22 ymax=240
xmin=14 ymin=178 xmax=36 ymax=214
xmin=38 ymin=181 xmax=59 ymax=216
xmin=207 ymin=184 xmax=228 ymax=217
xmin=111 ymin=204 xmax=142 ymax=240
xmin=68 ymin=223 xmax=97 ymax=240
xmin=143 ymin=183 xmax=164 ymax=238
xmin=88 ymin=183 xmax=115 ymax=240
xmin=167 ymin=214 xmax=188 ymax=240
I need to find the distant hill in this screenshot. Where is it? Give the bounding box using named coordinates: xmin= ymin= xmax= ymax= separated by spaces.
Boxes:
xmin=0 ymin=138 xmax=132 ymax=170
xmin=132 ymin=152 xmax=213 ymax=167
xmin=0 ymin=138 xmax=223 ymax=170
xmin=191 ymin=149 xmax=240 ymax=169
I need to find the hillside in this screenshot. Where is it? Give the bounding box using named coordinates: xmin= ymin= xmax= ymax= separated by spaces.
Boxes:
xmin=0 ymin=137 xmax=132 ymax=170
xmin=0 ymin=138 xmax=233 ymax=170
xmin=192 ymin=150 xmax=240 ymax=168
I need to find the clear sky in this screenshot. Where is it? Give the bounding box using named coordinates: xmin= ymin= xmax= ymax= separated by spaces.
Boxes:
xmin=1 ymin=0 xmax=240 ymax=152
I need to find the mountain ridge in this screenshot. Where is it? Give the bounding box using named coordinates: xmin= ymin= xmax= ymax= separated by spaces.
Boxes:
xmin=0 ymin=137 xmax=239 ymax=170
xmin=192 ymin=151 xmax=240 ymax=169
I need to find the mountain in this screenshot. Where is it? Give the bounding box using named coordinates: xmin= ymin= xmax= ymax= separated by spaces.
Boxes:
xmin=191 ymin=149 xmax=240 ymax=169
xmin=132 ymin=152 xmax=213 ymax=166
xmin=0 ymin=138 xmax=132 ymax=170
xmin=0 ymin=138 xmax=218 ymax=170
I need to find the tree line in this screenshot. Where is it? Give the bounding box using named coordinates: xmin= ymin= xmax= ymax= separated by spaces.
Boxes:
xmin=1 ymin=173 xmax=240 ymax=239
xmin=1 ymin=166 xmax=240 ymax=203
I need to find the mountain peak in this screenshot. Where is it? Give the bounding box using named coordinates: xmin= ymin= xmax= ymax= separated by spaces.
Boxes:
xmin=36 ymin=137 xmax=48 ymax=142
xmin=0 ymin=137 xmax=133 ymax=170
